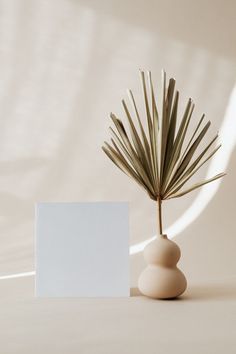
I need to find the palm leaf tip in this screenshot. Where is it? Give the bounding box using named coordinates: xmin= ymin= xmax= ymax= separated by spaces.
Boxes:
xmin=102 ymin=70 xmax=225 ymax=201
xmin=167 ymin=172 xmax=226 ymax=199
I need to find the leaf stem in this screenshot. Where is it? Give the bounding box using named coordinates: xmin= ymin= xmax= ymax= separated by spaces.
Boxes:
xmin=157 ymin=196 xmax=163 ymax=236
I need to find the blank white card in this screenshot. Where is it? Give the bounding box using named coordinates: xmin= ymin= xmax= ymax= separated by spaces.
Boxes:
xmin=35 ymin=202 xmax=129 ymax=297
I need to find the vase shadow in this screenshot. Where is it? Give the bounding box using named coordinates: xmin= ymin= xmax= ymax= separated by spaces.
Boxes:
xmin=130 ymin=287 xmax=142 ymax=297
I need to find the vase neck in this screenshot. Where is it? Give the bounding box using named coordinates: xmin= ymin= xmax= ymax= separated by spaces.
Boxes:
xmin=157 ymin=233 xmax=167 ymax=239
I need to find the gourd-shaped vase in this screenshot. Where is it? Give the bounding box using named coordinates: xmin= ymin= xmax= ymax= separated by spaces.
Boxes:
xmin=138 ymin=234 xmax=187 ymax=299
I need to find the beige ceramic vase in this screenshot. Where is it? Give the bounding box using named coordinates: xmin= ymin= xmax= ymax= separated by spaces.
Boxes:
xmin=138 ymin=234 xmax=187 ymax=299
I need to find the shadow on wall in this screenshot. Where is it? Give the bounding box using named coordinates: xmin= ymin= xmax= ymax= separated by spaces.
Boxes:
xmin=77 ymin=0 xmax=236 ymax=60
xmin=131 ymin=145 xmax=236 ymax=286
xmin=0 ymin=0 xmax=235 ymax=278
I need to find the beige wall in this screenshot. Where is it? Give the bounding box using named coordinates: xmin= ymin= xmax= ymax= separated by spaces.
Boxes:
xmin=0 ymin=0 xmax=235 ymax=287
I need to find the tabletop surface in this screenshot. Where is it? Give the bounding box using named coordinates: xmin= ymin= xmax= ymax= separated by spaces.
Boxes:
xmin=1 ymin=276 xmax=235 ymax=354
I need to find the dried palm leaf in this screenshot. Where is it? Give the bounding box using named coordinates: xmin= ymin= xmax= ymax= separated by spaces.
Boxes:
xmin=102 ymin=70 xmax=225 ymax=235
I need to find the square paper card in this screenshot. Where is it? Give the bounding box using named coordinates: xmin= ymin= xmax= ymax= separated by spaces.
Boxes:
xmin=35 ymin=202 xmax=129 ymax=297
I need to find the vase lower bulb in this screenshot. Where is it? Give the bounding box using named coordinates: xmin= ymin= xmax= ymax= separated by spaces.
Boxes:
xmin=138 ymin=234 xmax=187 ymax=299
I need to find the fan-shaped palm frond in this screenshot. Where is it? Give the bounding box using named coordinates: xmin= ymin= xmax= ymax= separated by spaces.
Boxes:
xmin=102 ymin=70 xmax=225 ymax=234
